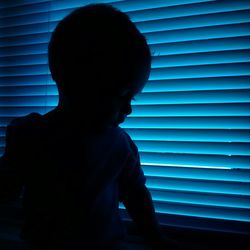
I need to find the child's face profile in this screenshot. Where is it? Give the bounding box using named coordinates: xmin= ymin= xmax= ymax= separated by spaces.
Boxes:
xmin=101 ymin=71 xmax=148 ymax=128
xmin=59 ymin=86 xmax=134 ymax=129
xmin=106 ymin=88 xmax=134 ymax=127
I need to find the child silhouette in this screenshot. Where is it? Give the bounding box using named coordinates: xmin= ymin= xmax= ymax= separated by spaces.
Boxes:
xmin=0 ymin=4 xmax=178 ymax=250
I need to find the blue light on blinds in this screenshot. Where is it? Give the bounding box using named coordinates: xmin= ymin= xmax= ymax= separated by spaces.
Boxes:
xmin=0 ymin=0 xmax=250 ymax=234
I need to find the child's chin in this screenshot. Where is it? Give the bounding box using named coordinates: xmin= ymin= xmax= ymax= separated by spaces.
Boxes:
xmin=107 ymin=116 xmax=125 ymax=127
xmin=117 ymin=116 xmax=125 ymax=123
xmin=110 ymin=120 xmax=121 ymax=128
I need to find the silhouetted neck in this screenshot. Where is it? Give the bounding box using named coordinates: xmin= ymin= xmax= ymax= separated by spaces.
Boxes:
xmin=44 ymin=106 xmax=110 ymax=134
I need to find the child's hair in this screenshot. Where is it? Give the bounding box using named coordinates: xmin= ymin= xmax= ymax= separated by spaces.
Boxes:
xmin=48 ymin=3 xmax=151 ymax=101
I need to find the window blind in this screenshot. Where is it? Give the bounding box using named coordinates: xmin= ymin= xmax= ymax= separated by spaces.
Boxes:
xmin=0 ymin=0 xmax=250 ymax=234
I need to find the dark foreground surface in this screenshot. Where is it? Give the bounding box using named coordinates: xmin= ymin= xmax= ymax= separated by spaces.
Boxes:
xmin=0 ymin=202 xmax=249 ymax=250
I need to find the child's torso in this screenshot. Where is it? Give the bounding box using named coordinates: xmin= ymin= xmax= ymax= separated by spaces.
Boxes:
xmin=19 ymin=110 xmax=128 ymax=246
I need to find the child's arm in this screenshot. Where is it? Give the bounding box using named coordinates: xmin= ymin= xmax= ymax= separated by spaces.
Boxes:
xmin=122 ymin=184 xmax=178 ymax=250
xmin=119 ymin=133 xmax=179 ymax=249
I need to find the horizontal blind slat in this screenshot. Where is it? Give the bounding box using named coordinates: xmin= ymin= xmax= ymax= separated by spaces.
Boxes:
xmin=0 ymin=2 xmax=50 ymax=18
xmin=137 ymin=141 xmax=250 ymax=156
xmin=152 ymin=201 xmax=250 ymax=222
xmin=145 ymin=76 xmax=250 ymax=92
xmin=135 ymin=90 xmax=250 ymax=104
xmin=136 ymin=10 xmax=250 ymax=33
xmin=150 ymin=36 xmax=250 ymax=56
xmin=146 ymin=23 xmax=250 ymax=44
xmin=125 ymin=128 xmax=250 ymax=143
xmin=152 ymin=50 xmax=250 ymax=68
xmin=146 ymin=176 xmax=250 ymax=195
xmin=127 ymin=0 xmax=250 ymax=22
xmin=121 ymin=117 xmax=250 ymax=129
xmin=0 ymin=0 xmax=49 ymax=9
xmin=149 ymin=63 xmax=250 ymax=80
xmin=150 ymin=189 xmax=250 ymax=209
xmin=112 ymin=0 xmax=214 ymax=12
xmin=140 ymin=152 xmax=250 ymax=170
xmin=0 ymin=74 xmax=52 ymax=86
xmin=143 ymin=165 xmax=250 ymax=182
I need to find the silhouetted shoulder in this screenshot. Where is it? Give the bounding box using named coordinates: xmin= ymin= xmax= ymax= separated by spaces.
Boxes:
xmin=2 ymin=113 xmax=43 ymax=162
xmin=117 ymin=126 xmax=139 ymax=157
xmin=8 ymin=112 xmax=42 ymax=132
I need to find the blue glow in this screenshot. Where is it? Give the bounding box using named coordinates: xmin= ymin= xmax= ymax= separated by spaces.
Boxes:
xmin=144 ymin=76 xmax=250 ymax=92
xmin=0 ymin=96 xmax=58 ymax=107
xmin=150 ymin=37 xmax=250 ymax=56
xmin=152 ymin=201 xmax=250 ymax=222
xmin=0 ymin=75 xmax=53 ymax=86
xmin=112 ymin=0 xmax=214 ymax=12
xmin=121 ymin=117 xmax=250 ymax=129
xmin=128 ymin=1 xmax=250 ymax=22
xmin=0 ymin=0 xmax=49 ymax=9
xmin=0 ymin=23 xmax=50 ymax=38
xmin=1 ymin=0 xmax=250 ymax=234
xmin=142 ymin=165 xmax=250 ymax=182
xmin=146 ymin=176 xmax=250 ymax=196
xmin=124 ymin=128 xmax=250 ymax=143
xmin=51 ymin=0 xmax=124 ymax=12
xmin=119 ymin=201 xmax=250 ymax=222
xmin=0 ymin=43 xmax=48 ymax=57
xmin=139 ymin=151 xmax=250 ymax=169
xmin=0 ymin=54 xmax=47 ymax=67
xmin=136 ymin=10 xmax=250 ymax=33
xmin=133 ymin=90 xmax=250 ymax=104
xmin=0 ymin=33 xmax=50 ymax=47
xmin=0 ymin=11 xmax=48 ymax=29
xmin=152 ymin=50 xmax=250 ymax=68
xmin=0 ymin=85 xmax=58 ymax=96
xmin=142 ymin=162 xmax=232 ymax=170
xmin=0 ymin=1 xmax=49 ymax=18
xmin=135 ymin=141 xmax=250 ymax=156
xmin=150 ymin=189 xmax=250 ymax=209
xmin=146 ymin=23 xmax=250 ymax=44
xmin=131 ymin=104 xmax=250 ymax=117
xmin=3 ymin=9 xmax=250 ymax=38
xmin=0 ymin=65 xmax=49 ymax=77
xmin=149 ymin=63 xmax=250 ymax=80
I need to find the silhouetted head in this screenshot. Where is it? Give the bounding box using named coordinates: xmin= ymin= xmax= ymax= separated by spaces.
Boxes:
xmin=48 ymin=3 xmax=151 ymax=128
